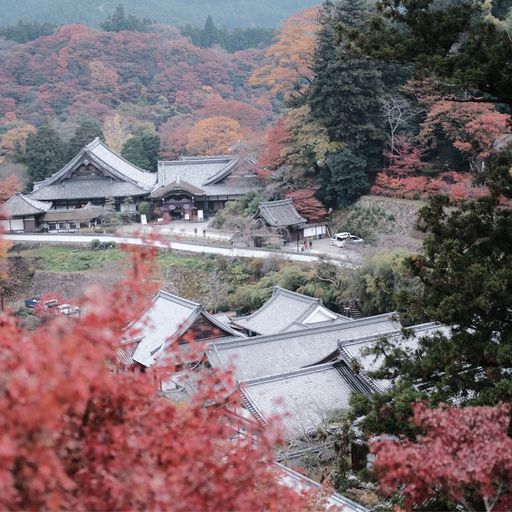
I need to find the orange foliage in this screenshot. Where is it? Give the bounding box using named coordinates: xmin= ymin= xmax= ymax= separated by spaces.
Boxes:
xmin=250 ymin=7 xmax=320 ymax=98
xmin=186 ymin=116 xmax=241 ymax=155
xmin=0 ymin=175 xmax=22 ymax=203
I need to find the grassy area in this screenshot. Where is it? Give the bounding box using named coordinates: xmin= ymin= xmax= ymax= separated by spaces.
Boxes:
xmin=9 ymin=245 xmax=126 ymax=272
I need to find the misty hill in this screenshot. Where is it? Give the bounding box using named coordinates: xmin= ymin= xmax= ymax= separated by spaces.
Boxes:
xmin=0 ymin=0 xmax=320 ymax=29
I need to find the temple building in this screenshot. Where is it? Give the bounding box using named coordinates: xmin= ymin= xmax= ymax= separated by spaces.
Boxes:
xmin=1 ymin=138 xmax=261 ymax=232
xmin=152 ymin=155 xmax=260 ymax=220
xmin=253 ymin=199 xmax=328 ymax=244
xmin=29 ymin=138 xmax=156 ymax=211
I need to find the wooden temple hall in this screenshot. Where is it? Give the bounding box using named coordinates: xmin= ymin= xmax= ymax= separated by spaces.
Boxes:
xmin=1 ymin=138 xmax=261 ymax=231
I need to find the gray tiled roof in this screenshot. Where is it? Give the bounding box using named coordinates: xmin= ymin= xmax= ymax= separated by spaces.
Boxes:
xmin=338 ymin=323 xmax=451 ymax=392
xmin=232 ymin=287 xmax=350 ymax=335
xmin=240 ymin=363 xmax=356 ymax=437
xmin=43 ymin=202 xmax=104 ymax=222
xmin=30 ymin=179 xmax=149 ymax=201
xmin=208 ymin=313 xmax=401 ymax=381
xmin=1 ymin=193 xmax=52 ymax=217
xmin=254 ymin=199 xmax=307 ymax=227
xmin=30 ymin=138 xmax=156 ymax=201
xmin=129 ymin=291 xmax=202 ymax=367
xmin=156 ymin=156 xmax=261 ymax=198
xmin=126 ymin=290 xmax=243 ymax=367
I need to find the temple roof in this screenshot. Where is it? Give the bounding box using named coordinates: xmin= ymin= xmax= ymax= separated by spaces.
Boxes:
xmin=43 ymin=202 xmax=104 ymax=222
xmin=1 ymin=193 xmax=52 ymax=217
xmin=155 ymin=156 xmax=260 ymax=198
xmin=208 ymin=313 xmax=401 ymax=381
xmin=254 ymin=199 xmax=307 ymax=227
xmin=232 ymin=287 xmax=350 ymax=335
xmin=240 ymin=363 xmax=359 ymax=437
xmin=30 ymin=138 xmax=156 ymax=201
xmin=122 ymin=290 xmax=242 ymax=367
xmin=335 ymin=323 xmax=451 ymax=392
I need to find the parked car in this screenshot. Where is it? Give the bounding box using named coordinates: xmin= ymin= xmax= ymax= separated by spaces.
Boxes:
xmin=330 ymin=232 xmax=364 ymax=247
xmin=339 ymin=235 xmax=364 ymax=247
xmin=330 ymin=232 xmax=351 ymax=246
xmin=24 ymin=296 xmax=41 ymax=308
xmin=58 ymin=304 xmax=81 ymax=316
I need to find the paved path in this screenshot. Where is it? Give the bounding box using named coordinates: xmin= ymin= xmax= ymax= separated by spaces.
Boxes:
xmin=6 ymin=233 xmax=353 ymax=266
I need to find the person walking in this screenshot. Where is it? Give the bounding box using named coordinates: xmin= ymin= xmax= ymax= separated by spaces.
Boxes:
xmin=309 ymin=240 xmax=313 ymax=250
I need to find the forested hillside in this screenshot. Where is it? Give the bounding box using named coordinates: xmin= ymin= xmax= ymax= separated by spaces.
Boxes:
xmin=0 ymin=0 xmax=319 ymax=29
xmin=253 ymin=0 xmax=512 ymax=204
xmin=0 ymin=23 xmax=273 ymax=175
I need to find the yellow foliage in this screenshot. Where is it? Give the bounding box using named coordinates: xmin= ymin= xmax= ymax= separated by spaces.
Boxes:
xmin=249 ymin=7 xmax=320 ymax=98
xmin=283 ymin=105 xmax=342 ymax=166
xmin=186 ymin=116 xmax=241 ymax=156
xmin=103 ymin=113 xmax=130 ymax=152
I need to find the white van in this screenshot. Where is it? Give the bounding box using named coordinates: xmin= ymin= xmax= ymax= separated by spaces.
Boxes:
xmin=330 ymin=232 xmax=364 ymax=247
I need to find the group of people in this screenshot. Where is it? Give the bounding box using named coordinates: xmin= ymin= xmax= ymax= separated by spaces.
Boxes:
xmin=301 ymin=239 xmax=313 ymax=252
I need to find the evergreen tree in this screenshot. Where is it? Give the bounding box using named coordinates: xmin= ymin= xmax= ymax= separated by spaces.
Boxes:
xmin=101 ymin=4 xmax=152 ymax=33
xmin=121 ymin=132 xmax=160 ymax=171
xmin=317 ymin=149 xmax=369 ymax=207
xmin=352 ymin=0 xmax=512 ymax=105
xmin=0 ymin=20 xmax=57 ymax=43
xmin=67 ymin=120 xmax=104 ymax=159
xmin=350 ymin=170 xmax=512 ymax=437
xmin=307 ymin=0 xmax=386 ymax=205
xmin=14 ymin=125 xmax=68 ymax=183
xmin=200 ymin=15 xmax=222 ymax=48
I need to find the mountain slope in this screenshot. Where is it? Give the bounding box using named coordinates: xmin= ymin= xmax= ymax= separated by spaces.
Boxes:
xmin=0 ymin=0 xmax=320 ymax=29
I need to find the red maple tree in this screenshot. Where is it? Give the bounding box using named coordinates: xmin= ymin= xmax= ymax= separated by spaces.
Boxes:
xmin=0 ymin=241 xmax=317 ymax=510
xmin=285 ymin=188 xmax=327 ymax=223
xmin=371 ymin=402 xmax=512 ymax=512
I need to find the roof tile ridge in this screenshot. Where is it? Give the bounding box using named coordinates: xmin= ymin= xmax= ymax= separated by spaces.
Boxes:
xmin=240 ymin=362 xmax=338 ymax=386
xmin=217 ymin=314 xmax=400 ymax=350
xmin=91 ymin=138 xmax=154 ymax=176
xmin=158 ymin=289 xmax=202 ymax=309
xmin=202 ymin=156 xmax=239 ymax=186
xmin=232 ymin=290 xmax=279 ymax=323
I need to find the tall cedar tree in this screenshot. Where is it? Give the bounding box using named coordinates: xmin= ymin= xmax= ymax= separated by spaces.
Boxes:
xmin=307 ymin=0 xmax=386 ymax=207
xmin=14 ymin=125 xmax=68 ymax=183
xmin=121 ymin=132 xmax=160 ymax=171
xmin=67 ymin=120 xmax=104 ymax=159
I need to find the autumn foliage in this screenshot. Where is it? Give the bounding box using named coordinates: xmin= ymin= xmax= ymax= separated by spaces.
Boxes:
xmin=285 ymin=188 xmax=327 ymax=223
xmin=0 ymin=175 xmax=22 ymax=203
xmin=250 ymin=7 xmax=320 ymax=98
xmin=372 ymin=402 xmax=512 ymax=511
xmin=186 ymin=116 xmax=241 ymax=155
xmin=0 ymin=242 xmax=315 ymax=510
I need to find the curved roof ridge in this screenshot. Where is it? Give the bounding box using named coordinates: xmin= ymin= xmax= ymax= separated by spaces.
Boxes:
xmin=86 ymin=137 xmax=153 ymax=176
xmin=203 ymin=157 xmax=240 ymax=185
xmin=33 ymin=138 xmax=155 ymax=193
xmin=273 ymin=286 xmax=322 ymax=305
xmin=240 ymin=361 xmax=337 ymax=386
xmin=217 ymin=313 xmax=399 ymax=349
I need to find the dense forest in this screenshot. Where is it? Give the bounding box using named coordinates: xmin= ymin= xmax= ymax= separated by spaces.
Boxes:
xmin=0 ymin=0 xmax=319 ymax=29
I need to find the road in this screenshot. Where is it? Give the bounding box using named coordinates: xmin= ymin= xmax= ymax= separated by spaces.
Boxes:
xmin=6 ymin=233 xmax=354 ymax=266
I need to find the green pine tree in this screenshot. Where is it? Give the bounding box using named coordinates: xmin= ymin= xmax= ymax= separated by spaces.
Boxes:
xmin=306 ymin=0 xmax=386 ymax=205
xmin=68 ymin=120 xmax=104 ymax=159
xmin=14 ymin=125 xmax=68 ymax=183
xmin=121 ymin=132 xmax=160 ymax=171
